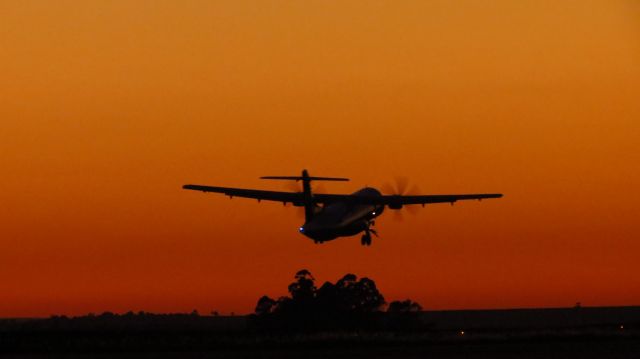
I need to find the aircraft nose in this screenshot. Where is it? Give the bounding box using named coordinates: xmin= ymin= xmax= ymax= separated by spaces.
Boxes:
xmin=299 ymin=223 xmax=315 ymax=238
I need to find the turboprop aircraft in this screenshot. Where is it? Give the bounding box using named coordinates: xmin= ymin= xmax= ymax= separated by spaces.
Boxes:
xmin=183 ymin=170 xmax=502 ymax=246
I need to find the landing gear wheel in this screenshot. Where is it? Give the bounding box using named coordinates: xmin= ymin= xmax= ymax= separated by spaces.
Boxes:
xmin=361 ymin=233 xmax=372 ymax=246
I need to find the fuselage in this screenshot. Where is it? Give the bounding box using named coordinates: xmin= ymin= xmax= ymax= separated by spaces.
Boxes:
xmin=299 ymin=187 xmax=384 ymax=242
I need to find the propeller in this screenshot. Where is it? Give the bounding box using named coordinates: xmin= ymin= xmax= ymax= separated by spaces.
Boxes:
xmin=381 ymin=176 xmax=421 ymax=221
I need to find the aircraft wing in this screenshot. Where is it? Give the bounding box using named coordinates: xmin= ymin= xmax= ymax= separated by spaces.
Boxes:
xmin=184 ymin=184 xmax=502 ymax=206
xmin=183 ymin=184 xmax=304 ymax=204
xmin=312 ymin=193 xmax=503 ymax=206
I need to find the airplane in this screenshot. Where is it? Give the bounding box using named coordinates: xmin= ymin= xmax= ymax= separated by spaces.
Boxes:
xmin=183 ymin=169 xmax=502 ymax=246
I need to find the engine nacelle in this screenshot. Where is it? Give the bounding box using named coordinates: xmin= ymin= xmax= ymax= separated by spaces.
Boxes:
xmin=387 ymin=203 xmax=403 ymax=210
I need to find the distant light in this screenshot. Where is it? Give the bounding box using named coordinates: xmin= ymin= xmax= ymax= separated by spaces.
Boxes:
xmin=459 ymin=331 xmax=465 ymax=335
xmin=372 ymin=212 xmax=376 ymax=215
xmin=620 ymin=325 xmax=624 ymax=330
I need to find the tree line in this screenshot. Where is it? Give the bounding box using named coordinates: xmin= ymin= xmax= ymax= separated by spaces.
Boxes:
xmin=251 ymin=269 xmax=422 ymax=331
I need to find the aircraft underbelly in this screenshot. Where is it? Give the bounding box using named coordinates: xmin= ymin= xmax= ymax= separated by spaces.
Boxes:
xmin=301 ymin=203 xmax=381 ymax=241
xmin=309 ymin=221 xmax=365 ymax=241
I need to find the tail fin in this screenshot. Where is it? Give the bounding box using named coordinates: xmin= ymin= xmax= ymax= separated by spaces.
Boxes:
xmin=260 ymin=169 xmax=349 ymax=221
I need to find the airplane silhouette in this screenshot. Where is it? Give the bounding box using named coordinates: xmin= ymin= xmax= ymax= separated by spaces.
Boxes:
xmin=183 ymin=170 xmax=502 ymax=246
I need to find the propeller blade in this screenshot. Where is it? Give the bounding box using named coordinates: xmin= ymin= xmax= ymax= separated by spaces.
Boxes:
xmin=381 ymin=182 xmax=396 ymax=195
xmin=395 ymin=176 xmax=409 ymax=195
xmin=407 ymin=184 xmax=420 ymax=195
xmin=383 ymin=176 xmax=422 ymax=218
xmin=405 ymin=204 xmax=420 ymax=215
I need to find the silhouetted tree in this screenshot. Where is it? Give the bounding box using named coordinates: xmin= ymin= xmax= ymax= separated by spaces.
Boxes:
xmin=315 ymin=281 xmax=339 ymax=313
xmin=388 ymin=300 xmax=423 ymax=313
xmin=287 ymin=269 xmax=316 ymax=301
xmin=253 ymin=270 xmax=395 ymax=331
xmin=353 ymin=277 xmax=385 ymax=312
xmin=330 ymin=274 xmax=385 ymax=313
xmin=255 ymin=295 xmax=277 ymax=316
xmin=386 ymin=299 xmax=424 ymax=331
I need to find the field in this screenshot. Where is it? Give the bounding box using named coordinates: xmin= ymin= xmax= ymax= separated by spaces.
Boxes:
xmin=1 ymin=306 xmax=638 ymax=358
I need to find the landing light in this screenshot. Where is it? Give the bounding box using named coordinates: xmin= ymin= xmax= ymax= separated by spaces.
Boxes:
xmin=299 ymin=227 xmax=304 ymax=232
xmin=372 ymin=212 xmax=376 ymax=215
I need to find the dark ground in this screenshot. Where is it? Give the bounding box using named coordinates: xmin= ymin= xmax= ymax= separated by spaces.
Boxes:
xmin=2 ymin=306 xmax=639 ymax=358
xmin=2 ymin=339 xmax=640 ymax=359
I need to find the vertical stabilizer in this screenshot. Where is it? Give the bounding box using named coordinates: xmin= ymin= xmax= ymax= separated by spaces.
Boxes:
xmin=259 ymin=169 xmax=350 ymax=222
xmin=301 ymin=169 xmax=314 ymax=221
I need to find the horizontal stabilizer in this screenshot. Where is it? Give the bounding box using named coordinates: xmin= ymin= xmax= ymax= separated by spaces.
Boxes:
xmin=260 ymin=176 xmax=349 ymax=181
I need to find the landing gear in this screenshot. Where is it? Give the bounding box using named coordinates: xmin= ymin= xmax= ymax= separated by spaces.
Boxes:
xmin=361 ymin=233 xmax=372 ymax=246
xmin=360 ymin=225 xmax=378 ymax=246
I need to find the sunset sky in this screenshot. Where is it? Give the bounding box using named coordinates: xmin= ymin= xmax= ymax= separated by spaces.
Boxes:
xmin=1 ymin=0 xmax=639 ymax=317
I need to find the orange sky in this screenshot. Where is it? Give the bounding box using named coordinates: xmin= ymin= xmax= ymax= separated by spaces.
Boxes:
xmin=1 ymin=0 xmax=639 ymax=317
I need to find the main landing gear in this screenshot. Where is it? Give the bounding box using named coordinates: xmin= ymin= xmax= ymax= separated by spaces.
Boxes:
xmin=360 ymin=222 xmax=378 ymax=246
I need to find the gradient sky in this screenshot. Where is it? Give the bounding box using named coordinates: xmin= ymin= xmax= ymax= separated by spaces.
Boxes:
xmin=1 ymin=0 xmax=639 ymax=317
